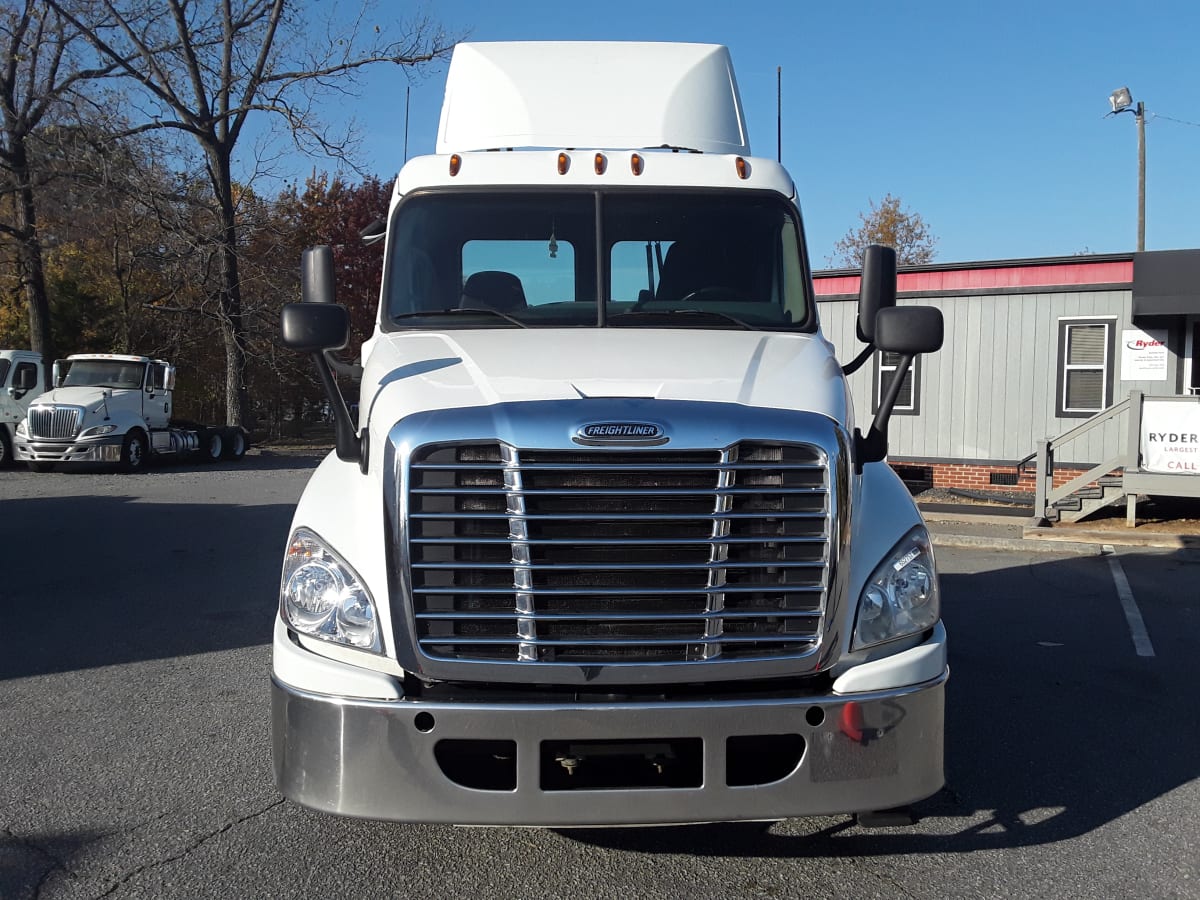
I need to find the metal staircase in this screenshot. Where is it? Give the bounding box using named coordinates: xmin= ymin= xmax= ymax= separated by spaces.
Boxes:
xmin=1032 ymin=391 xmax=1200 ymax=526
xmin=1031 ymin=395 xmax=1133 ymax=525
xmin=1048 ymin=474 xmax=1126 ymax=523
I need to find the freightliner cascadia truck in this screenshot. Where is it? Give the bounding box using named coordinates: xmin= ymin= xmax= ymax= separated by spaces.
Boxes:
xmin=273 ymin=41 xmax=947 ymax=826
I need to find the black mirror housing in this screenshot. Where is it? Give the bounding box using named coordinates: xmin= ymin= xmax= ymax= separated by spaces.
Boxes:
xmin=874 ymin=306 xmax=944 ymax=355
xmin=855 ymin=244 xmax=897 ymax=344
xmin=13 ymin=366 xmax=36 ymax=391
xmin=281 ymin=302 xmax=350 ymax=353
xmin=301 ymin=246 xmax=336 ymax=305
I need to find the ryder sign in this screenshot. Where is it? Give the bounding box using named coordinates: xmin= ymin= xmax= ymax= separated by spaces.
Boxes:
xmin=1141 ymin=398 xmax=1200 ymax=473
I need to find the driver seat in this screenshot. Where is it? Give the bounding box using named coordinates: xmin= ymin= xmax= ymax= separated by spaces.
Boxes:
xmin=654 ymin=239 xmax=748 ymax=304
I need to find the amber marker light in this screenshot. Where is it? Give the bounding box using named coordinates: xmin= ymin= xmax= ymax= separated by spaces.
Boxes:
xmin=735 ymin=157 xmax=750 ymax=180
xmin=449 ymin=154 xmax=462 ymax=176
xmin=594 ymin=153 xmax=607 ymax=175
xmin=630 ymin=153 xmax=644 ymax=176
xmin=558 ymin=152 xmax=570 ymax=175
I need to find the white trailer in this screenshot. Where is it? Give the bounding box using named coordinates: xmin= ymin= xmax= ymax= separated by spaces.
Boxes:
xmin=13 ymin=353 xmax=247 ymax=472
xmin=272 ymin=41 xmax=946 ymax=826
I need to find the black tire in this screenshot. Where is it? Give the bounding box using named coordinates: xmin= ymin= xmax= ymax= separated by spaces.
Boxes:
xmin=28 ymin=461 xmax=54 ymax=473
xmin=0 ymin=428 xmax=11 ymax=468
xmin=198 ymin=428 xmax=224 ymax=463
xmin=220 ymin=426 xmax=248 ymax=461
xmin=121 ymin=430 xmax=149 ymax=473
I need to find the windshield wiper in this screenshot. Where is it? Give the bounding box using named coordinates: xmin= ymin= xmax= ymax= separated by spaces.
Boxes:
xmin=609 ymin=309 xmax=755 ymax=330
xmin=392 ymin=308 xmax=529 ymax=328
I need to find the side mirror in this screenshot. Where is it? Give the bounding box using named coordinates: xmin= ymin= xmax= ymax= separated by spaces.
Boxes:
xmin=285 ymin=250 xmax=360 ymax=465
xmin=875 ymin=306 xmax=943 ymax=355
xmin=13 ymin=366 xmax=36 ymax=392
xmin=855 ymin=244 xmax=897 ymax=344
xmin=52 ymin=360 xmax=65 ymax=388
xmin=856 ymin=305 xmax=944 ymax=469
xmin=281 ymin=303 xmax=350 ymax=353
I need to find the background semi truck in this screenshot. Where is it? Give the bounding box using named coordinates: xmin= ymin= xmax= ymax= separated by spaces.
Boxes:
xmin=0 ymin=349 xmax=47 ymax=466
xmin=272 ymin=41 xmax=947 ymax=826
xmin=13 ymin=352 xmax=248 ymax=472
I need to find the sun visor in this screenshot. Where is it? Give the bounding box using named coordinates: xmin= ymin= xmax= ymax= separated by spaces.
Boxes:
xmin=435 ymin=42 xmax=750 ymax=156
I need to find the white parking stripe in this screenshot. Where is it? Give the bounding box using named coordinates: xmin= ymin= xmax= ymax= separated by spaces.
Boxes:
xmin=1103 ymin=545 xmax=1156 ymax=658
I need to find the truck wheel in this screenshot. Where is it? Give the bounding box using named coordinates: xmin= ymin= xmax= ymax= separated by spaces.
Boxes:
xmin=121 ymin=430 xmax=149 ymax=473
xmin=28 ymin=461 xmax=54 ymax=473
xmin=198 ymin=428 xmax=224 ymax=463
xmin=220 ymin=427 xmax=248 ymax=461
xmin=0 ymin=429 xmax=10 ymax=468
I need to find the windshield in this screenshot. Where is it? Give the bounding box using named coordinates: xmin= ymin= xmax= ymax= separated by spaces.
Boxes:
xmin=63 ymin=360 xmax=146 ymax=389
xmin=383 ymin=190 xmax=810 ymax=330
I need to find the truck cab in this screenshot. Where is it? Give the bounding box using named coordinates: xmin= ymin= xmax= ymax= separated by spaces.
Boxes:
xmin=0 ymin=349 xmax=46 ymax=466
xmin=273 ymin=41 xmax=946 ymax=827
xmin=13 ymin=353 xmax=245 ymax=471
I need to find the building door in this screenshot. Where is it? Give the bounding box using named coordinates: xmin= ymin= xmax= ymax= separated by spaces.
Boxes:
xmin=1187 ymin=318 xmax=1200 ymax=395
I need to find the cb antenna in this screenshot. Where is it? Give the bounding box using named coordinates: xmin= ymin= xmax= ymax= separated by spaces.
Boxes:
xmin=777 ymin=66 xmax=782 ymax=163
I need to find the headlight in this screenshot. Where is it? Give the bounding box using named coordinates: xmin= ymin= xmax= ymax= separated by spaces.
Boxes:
xmin=15 ymin=419 xmax=27 ymax=436
xmin=852 ymin=527 xmax=939 ymax=650
xmin=80 ymin=424 xmax=118 ymax=437
xmin=280 ymin=528 xmax=380 ymax=652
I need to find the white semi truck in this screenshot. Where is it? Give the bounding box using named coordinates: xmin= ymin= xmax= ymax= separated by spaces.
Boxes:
xmin=0 ymin=349 xmax=47 ymax=466
xmin=272 ymin=41 xmax=947 ymax=827
xmin=12 ymin=352 xmax=248 ymax=472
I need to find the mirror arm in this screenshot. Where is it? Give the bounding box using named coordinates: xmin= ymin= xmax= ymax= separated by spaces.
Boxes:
xmin=310 ymin=350 xmax=361 ymax=463
xmin=841 ymin=343 xmax=874 ymax=376
xmin=854 ymin=352 xmax=914 ymax=472
xmin=324 ymin=350 xmax=363 ymax=381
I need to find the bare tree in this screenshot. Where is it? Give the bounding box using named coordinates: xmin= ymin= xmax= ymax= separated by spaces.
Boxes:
xmin=49 ymin=0 xmax=454 ymax=426
xmin=0 ymin=1 xmax=121 ymax=377
xmin=829 ymin=193 xmax=938 ymax=268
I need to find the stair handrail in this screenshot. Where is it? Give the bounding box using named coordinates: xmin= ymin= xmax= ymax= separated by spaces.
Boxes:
xmin=1032 ymin=392 xmax=1140 ymax=524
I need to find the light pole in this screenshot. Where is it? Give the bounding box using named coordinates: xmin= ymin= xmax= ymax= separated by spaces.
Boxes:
xmin=1108 ymin=86 xmax=1146 ymax=252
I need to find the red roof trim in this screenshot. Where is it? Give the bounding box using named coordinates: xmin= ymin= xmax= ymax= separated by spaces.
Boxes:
xmin=813 ymin=260 xmax=1133 ymax=296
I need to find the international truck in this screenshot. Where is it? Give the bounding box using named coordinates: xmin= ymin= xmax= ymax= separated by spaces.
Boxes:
xmin=272 ymin=41 xmax=947 ymax=827
xmin=0 ymin=349 xmax=47 ymax=466
xmin=12 ymin=352 xmax=248 ymax=472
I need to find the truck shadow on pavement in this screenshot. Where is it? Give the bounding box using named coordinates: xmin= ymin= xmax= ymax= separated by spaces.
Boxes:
xmin=566 ymin=548 xmax=1200 ymax=854
xmin=0 ymin=490 xmax=297 ymax=680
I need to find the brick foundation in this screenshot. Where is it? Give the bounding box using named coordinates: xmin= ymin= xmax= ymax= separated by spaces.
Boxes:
xmin=889 ymin=460 xmax=1117 ymax=492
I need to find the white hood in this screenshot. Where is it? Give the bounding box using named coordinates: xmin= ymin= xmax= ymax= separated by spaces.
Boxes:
xmin=361 ymin=329 xmax=851 ymax=432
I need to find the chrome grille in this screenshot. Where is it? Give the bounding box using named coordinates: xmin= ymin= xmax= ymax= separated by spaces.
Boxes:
xmin=406 ymin=441 xmax=830 ymax=665
xmin=27 ymin=406 xmax=83 ymax=439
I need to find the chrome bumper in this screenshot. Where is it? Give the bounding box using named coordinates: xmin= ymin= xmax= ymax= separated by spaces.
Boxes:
xmin=272 ymin=669 xmax=946 ymax=826
xmin=14 ymin=435 xmax=123 ymax=463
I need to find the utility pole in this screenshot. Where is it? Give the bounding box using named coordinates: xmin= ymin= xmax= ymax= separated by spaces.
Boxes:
xmin=1108 ymin=86 xmax=1146 ymax=252
xmin=1135 ymin=100 xmax=1145 ymax=252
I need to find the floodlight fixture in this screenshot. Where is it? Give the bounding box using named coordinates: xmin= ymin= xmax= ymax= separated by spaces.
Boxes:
xmin=1109 ymin=86 xmax=1133 ymax=113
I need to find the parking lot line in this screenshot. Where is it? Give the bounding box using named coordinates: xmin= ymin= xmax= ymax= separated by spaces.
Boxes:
xmin=1103 ymin=545 xmax=1156 ymax=658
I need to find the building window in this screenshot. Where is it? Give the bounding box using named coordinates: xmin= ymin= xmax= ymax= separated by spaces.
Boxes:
xmin=1056 ymin=318 xmax=1114 ymax=417
xmin=873 ymin=351 xmax=920 ymax=416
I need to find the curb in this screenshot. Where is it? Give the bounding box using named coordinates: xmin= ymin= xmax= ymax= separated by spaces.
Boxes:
xmin=1023 ymin=526 xmax=1200 ymax=551
xmin=930 ymin=532 xmax=1103 ymax=556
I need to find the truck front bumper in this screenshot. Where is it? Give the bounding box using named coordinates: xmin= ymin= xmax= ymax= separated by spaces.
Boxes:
xmin=273 ymin=632 xmax=947 ymax=826
xmin=14 ymin=435 xmax=123 ymax=463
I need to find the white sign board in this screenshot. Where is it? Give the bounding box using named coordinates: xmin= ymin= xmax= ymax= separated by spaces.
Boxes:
xmin=1122 ymin=328 xmax=1168 ymax=381
xmin=1141 ymin=399 xmax=1200 ymax=474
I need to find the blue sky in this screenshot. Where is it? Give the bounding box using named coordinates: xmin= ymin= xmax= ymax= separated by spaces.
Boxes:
xmin=305 ymin=0 xmax=1200 ymax=267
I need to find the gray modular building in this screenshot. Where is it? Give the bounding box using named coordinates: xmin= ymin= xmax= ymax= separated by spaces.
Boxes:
xmin=814 ymin=250 xmax=1200 ymax=501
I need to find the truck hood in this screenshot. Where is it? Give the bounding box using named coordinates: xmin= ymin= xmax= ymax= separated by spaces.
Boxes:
xmin=32 ymin=386 xmax=122 ymax=409
xmin=361 ymin=329 xmax=852 ymax=429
